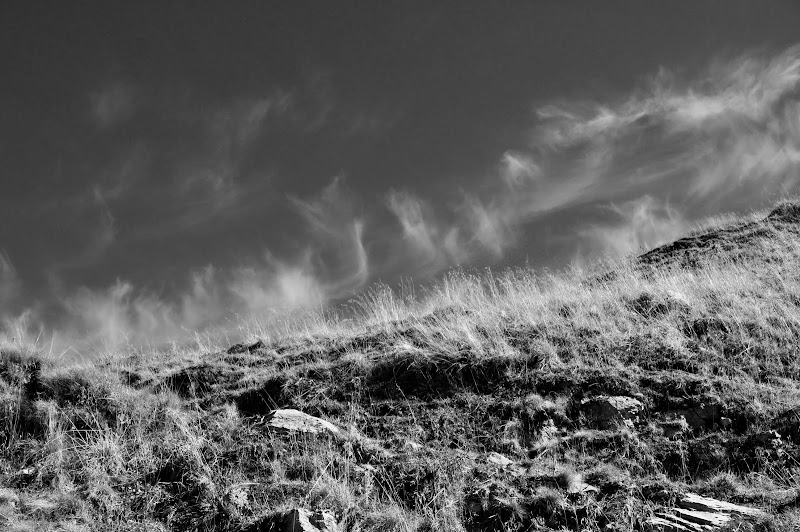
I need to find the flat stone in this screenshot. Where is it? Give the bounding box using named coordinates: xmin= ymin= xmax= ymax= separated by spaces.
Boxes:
xmin=673 ymin=508 xmax=729 ymax=527
xmin=649 ymin=492 xmax=765 ymax=531
xmin=246 ymin=508 xmax=340 ymax=532
xmin=266 ymin=409 xmax=341 ymax=437
xmin=679 ymin=492 xmax=765 ymax=517
xmin=648 ymin=515 xmax=694 ymax=531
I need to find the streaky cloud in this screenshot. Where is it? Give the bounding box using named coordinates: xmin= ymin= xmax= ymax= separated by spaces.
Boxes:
xmin=388 ymin=44 xmax=800 ymax=273
xmin=0 ymin=252 xmax=20 ymax=308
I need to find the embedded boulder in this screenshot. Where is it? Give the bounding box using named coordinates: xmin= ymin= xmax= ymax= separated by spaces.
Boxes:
xmin=247 ymin=508 xmax=340 ymax=532
xmin=673 ymin=401 xmax=723 ymax=431
xmin=266 ymin=409 xmax=341 ymax=437
xmin=659 ymin=416 xmax=690 ymax=440
xmin=580 ymin=396 xmax=644 ymax=429
xmin=227 ymin=339 xmax=266 ymax=354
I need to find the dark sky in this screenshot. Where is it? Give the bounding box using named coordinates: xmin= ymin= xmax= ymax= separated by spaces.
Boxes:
xmin=2 ymin=2 xmax=800 ymax=351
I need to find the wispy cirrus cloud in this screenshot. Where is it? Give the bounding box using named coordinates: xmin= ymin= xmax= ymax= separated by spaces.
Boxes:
xmin=11 ymin=176 xmax=369 ymax=355
xmin=0 ymin=253 xmax=20 ymax=308
xmin=10 ymin=46 xmax=800 ymax=353
xmin=575 ymin=196 xmax=687 ymax=260
xmin=91 ymin=82 xmax=139 ymax=128
xmin=387 ymin=45 xmax=800 ymax=266
xmin=289 ymin=177 xmax=369 ymax=298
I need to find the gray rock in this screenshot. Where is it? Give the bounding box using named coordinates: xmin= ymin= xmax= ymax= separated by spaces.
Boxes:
xmin=674 ymin=402 xmax=722 ymax=431
xmin=284 ymin=509 xmax=339 ymax=532
xmin=581 ymin=396 xmax=644 ymax=429
xmin=659 ymin=416 xmax=690 ymax=440
xmin=266 ymin=409 xmax=341 ymax=437
xmin=648 ymin=492 xmax=765 ymax=531
xmin=250 ymin=508 xmax=339 ymax=532
xmin=749 ymin=430 xmax=782 ymax=448
xmin=486 ymin=452 xmax=513 ymax=468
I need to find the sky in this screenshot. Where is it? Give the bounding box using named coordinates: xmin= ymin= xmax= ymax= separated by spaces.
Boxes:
xmin=2 ymin=1 xmax=800 ymax=353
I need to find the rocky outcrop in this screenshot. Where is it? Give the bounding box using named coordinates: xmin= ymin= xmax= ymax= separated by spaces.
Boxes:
xmin=659 ymin=416 xmax=689 ymax=439
xmin=673 ymin=402 xmax=723 ymax=431
xmin=227 ymin=339 xmax=267 ymax=354
xmin=580 ymin=396 xmax=644 ymax=429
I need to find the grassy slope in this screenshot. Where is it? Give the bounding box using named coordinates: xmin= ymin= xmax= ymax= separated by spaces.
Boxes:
xmin=3 ymin=204 xmax=800 ymax=531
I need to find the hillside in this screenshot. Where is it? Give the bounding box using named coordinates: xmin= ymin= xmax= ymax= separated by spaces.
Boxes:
xmin=3 ymin=203 xmax=800 ymax=531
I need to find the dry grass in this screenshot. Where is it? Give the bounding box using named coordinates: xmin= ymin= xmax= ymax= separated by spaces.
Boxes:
xmin=2 ymin=202 xmax=800 ymax=530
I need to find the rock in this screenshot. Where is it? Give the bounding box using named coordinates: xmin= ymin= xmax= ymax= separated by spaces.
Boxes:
xmin=227 ymin=339 xmax=266 ymax=354
xmin=647 ymin=515 xmax=694 ymax=531
xmin=403 ymin=440 xmax=422 ymax=452
xmin=12 ymin=466 xmax=38 ymax=486
xmin=748 ymin=430 xmax=782 ymax=447
xmin=659 ymin=416 xmax=690 ymax=440
xmin=679 ymin=492 xmax=765 ymax=516
xmin=673 ymin=508 xmax=729 ymax=526
xmin=674 ymin=402 xmax=722 ymax=431
xmin=580 ymin=396 xmax=644 ymax=429
xmin=566 ymin=479 xmax=599 ymax=495
xmin=486 ymin=452 xmax=513 ymax=468
xmin=247 ymin=508 xmax=339 ymax=532
xmin=719 ymin=416 xmax=732 ymax=429
xmin=266 ymin=409 xmax=341 ymax=437
xmin=284 ymin=509 xmax=339 ymax=532
xmin=648 ymin=492 xmax=765 ymax=531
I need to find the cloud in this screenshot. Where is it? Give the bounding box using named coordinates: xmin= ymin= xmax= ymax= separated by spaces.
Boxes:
xmin=62 ymin=281 xmax=168 ymax=351
xmin=459 ymin=195 xmax=511 ymax=258
xmin=289 ymin=177 xmax=369 ymax=298
xmin=32 ymin=176 xmax=370 ymax=354
xmin=387 ymin=190 xmax=447 ymax=268
xmin=50 ymin=262 xmax=322 ymax=355
xmin=526 ymin=45 xmax=800 ymax=212
xmin=387 ymin=45 xmax=800 ymax=272
xmin=15 ymin=46 xmax=800 ymax=353
xmin=47 ymin=186 xmax=117 ymax=275
xmin=0 ymin=253 xmax=20 ymax=308
xmin=576 ymin=196 xmax=687 ymax=259
xmin=500 ymin=151 xmax=541 ymax=188
xmin=229 ymin=257 xmax=324 ymax=314
xmin=91 ymin=83 xmax=138 ymax=128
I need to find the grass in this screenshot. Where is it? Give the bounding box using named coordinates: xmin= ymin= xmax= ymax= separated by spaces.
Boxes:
xmin=3 ymin=202 xmax=800 ymax=530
